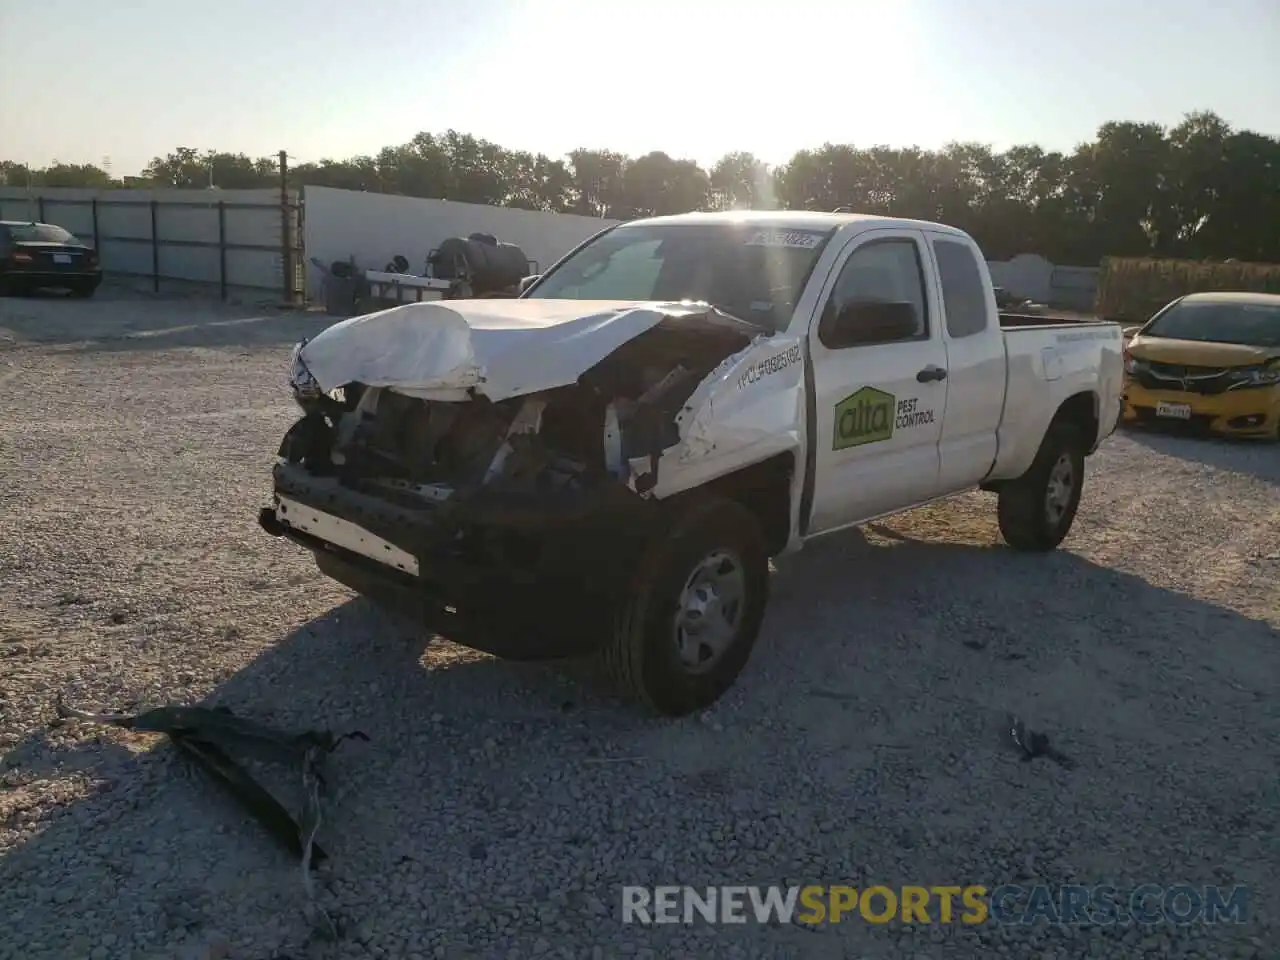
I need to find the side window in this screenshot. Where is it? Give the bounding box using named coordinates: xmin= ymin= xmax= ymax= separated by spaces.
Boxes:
xmin=933 ymin=238 xmax=989 ymax=338
xmin=819 ymin=238 xmax=929 ymax=349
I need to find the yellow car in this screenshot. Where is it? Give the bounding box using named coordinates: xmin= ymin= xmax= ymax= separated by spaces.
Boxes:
xmin=1121 ymin=291 xmax=1280 ymax=439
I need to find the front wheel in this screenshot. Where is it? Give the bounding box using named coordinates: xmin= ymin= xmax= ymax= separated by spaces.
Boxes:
xmin=996 ymin=422 xmax=1086 ymax=551
xmin=601 ymin=497 xmax=769 ymax=716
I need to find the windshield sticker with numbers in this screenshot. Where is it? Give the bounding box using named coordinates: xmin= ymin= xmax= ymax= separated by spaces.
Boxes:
xmin=744 ymin=229 xmax=826 ymax=249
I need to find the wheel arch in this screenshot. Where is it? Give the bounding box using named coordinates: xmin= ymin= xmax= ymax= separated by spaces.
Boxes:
xmin=1053 ymin=390 xmax=1101 ymax=450
xmin=664 ymin=450 xmax=796 ymax=557
xmin=982 ymin=390 xmax=1099 ymax=492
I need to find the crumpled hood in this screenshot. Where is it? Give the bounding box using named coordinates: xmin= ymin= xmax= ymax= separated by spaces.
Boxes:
xmin=1128 ymin=335 xmax=1280 ymax=368
xmin=297 ymin=298 xmax=747 ymax=401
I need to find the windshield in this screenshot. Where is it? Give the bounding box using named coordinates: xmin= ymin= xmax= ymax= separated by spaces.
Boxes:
xmin=524 ymin=223 xmax=835 ymax=332
xmin=1144 ymin=300 xmax=1280 ymax=348
xmin=10 ymin=223 xmax=79 ymax=244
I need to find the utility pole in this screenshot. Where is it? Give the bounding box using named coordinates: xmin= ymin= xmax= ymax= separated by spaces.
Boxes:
xmin=278 ymin=150 xmax=293 ymax=306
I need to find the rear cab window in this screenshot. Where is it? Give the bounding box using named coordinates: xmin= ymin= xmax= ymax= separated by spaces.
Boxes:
xmin=932 ymin=237 xmax=990 ymax=338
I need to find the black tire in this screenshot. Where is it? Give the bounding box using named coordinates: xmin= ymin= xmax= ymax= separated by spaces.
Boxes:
xmin=996 ymin=421 xmax=1086 ymax=552
xmin=69 ymin=283 xmax=97 ymax=299
xmin=601 ymin=496 xmax=769 ymax=716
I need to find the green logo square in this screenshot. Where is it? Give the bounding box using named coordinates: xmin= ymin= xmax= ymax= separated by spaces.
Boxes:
xmin=833 ymin=386 xmax=896 ymax=449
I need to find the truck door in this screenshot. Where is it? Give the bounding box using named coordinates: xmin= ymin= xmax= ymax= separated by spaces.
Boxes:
xmin=925 ymin=233 xmax=1008 ymax=492
xmin=806 ymin=228 xmax=949 ymax=534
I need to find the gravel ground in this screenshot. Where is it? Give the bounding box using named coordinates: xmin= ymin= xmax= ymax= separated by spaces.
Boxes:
xmin=1 ymin=288 xmax=1276 ymax=960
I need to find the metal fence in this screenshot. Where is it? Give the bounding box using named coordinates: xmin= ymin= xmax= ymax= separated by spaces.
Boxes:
xmin=0 ymin=185 xmax=304 ymax=304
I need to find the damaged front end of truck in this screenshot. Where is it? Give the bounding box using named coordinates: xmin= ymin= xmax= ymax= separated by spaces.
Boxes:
xmin=258 ymin=298 xmax=804 ymax=658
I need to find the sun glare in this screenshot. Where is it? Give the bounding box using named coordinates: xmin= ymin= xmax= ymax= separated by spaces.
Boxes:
xmin=487 ymin=0 xmax=927 ymax=166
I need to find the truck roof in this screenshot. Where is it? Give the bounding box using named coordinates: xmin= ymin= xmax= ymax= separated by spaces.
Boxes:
xmin=624 ymin=209 xmax=973 ymax=238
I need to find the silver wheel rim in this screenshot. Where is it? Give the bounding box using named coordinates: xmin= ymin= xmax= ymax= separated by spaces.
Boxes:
xmin=1045 ymin=453 xmax=1075 ymax=526
xmin=673 ymin=549 xmax=746 ymax=675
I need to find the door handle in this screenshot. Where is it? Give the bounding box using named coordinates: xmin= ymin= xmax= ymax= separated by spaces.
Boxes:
xmin=916 ymin=366 xmax=948 ymax=383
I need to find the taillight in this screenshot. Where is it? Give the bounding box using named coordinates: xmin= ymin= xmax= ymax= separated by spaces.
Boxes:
xmin=88 ymin=253 xmax=100 ymax=267
xmin=10 ymin=251 xmax=32 ymax=264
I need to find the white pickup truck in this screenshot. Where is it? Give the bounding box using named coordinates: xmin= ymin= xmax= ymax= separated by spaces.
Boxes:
xmin=259 ymin=211 xmax=1124 ymax=716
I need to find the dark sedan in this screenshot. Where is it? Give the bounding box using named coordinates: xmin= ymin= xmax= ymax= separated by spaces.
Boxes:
xmin=0 ymin=220 xmax=103 ymax=297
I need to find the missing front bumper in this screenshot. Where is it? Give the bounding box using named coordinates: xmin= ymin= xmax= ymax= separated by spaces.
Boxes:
xmin=259 ymin=462 xmax=656 ymax=659
xmin=273 ymin=495 xmax=419 ymax=575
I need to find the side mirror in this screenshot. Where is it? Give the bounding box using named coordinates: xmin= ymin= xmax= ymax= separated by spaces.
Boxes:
xmin=1122 ymin=325 xmax=1142 ymax=340
xmin=518 ymin=274 xmax=541 ymax=295
xmin=822 ymin=300 xmax=919 ymax=348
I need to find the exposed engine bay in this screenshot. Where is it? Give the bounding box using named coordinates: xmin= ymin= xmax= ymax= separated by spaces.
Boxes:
xmin=279 ymin=302 xmax=765 ymax=511
xmin=260 ymin=296 xmax=807 ymax=659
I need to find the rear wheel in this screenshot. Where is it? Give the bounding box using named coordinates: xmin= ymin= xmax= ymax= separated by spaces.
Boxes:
xmin=69 ymin=283 xmax=97 ymax=299
xmin=997 ymin=422 xmax=1086 ymax=551
xmin=601 ymin=497 xmax=769 ymax=716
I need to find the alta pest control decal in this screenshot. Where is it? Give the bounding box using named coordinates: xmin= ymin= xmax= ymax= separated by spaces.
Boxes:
xmin=833 ymin=386 xmax=936 ymax=450
xmin=737 ymin=343 xmax=803 ymax=390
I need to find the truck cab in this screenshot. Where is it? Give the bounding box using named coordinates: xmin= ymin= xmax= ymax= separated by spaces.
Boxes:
xmin=520 ymin=212 xmax=1121 ymax=545
xmin=776 ymin=215 xmax=1018 ymax=533
xmin=260 ymin=211 xmax=1123 ymax=716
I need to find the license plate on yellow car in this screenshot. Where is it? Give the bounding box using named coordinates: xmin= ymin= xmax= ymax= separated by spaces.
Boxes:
xmin=1156 ymin=401 xmax=1192 ymax=420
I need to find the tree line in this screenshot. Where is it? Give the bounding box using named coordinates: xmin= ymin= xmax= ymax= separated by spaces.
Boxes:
xmin=3 ymin=111 xmax=1277 ymax=265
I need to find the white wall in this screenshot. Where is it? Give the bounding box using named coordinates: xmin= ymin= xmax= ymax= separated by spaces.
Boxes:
xmin=5 ymin=182 xmax=1104 ymax=312
xmin=0 ymin=186 xmax=295 ymax=295
xmin=1048 ymin=263 xmax=1101 ymax=310
xmin=302 ymin=186 xmax=620 ymax=300
xmin=986 ymin=253 xmax=1100 ymax=310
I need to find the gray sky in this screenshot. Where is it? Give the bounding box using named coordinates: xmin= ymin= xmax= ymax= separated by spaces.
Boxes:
xmin=2 ymin=0 xmax=1277 ymax=175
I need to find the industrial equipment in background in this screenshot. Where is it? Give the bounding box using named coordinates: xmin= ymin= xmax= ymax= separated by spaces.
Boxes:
xmin=994 ymin=286 xmax=1044 ymax=313
xmin=312 ymin=233 xmax=538 ymax=316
